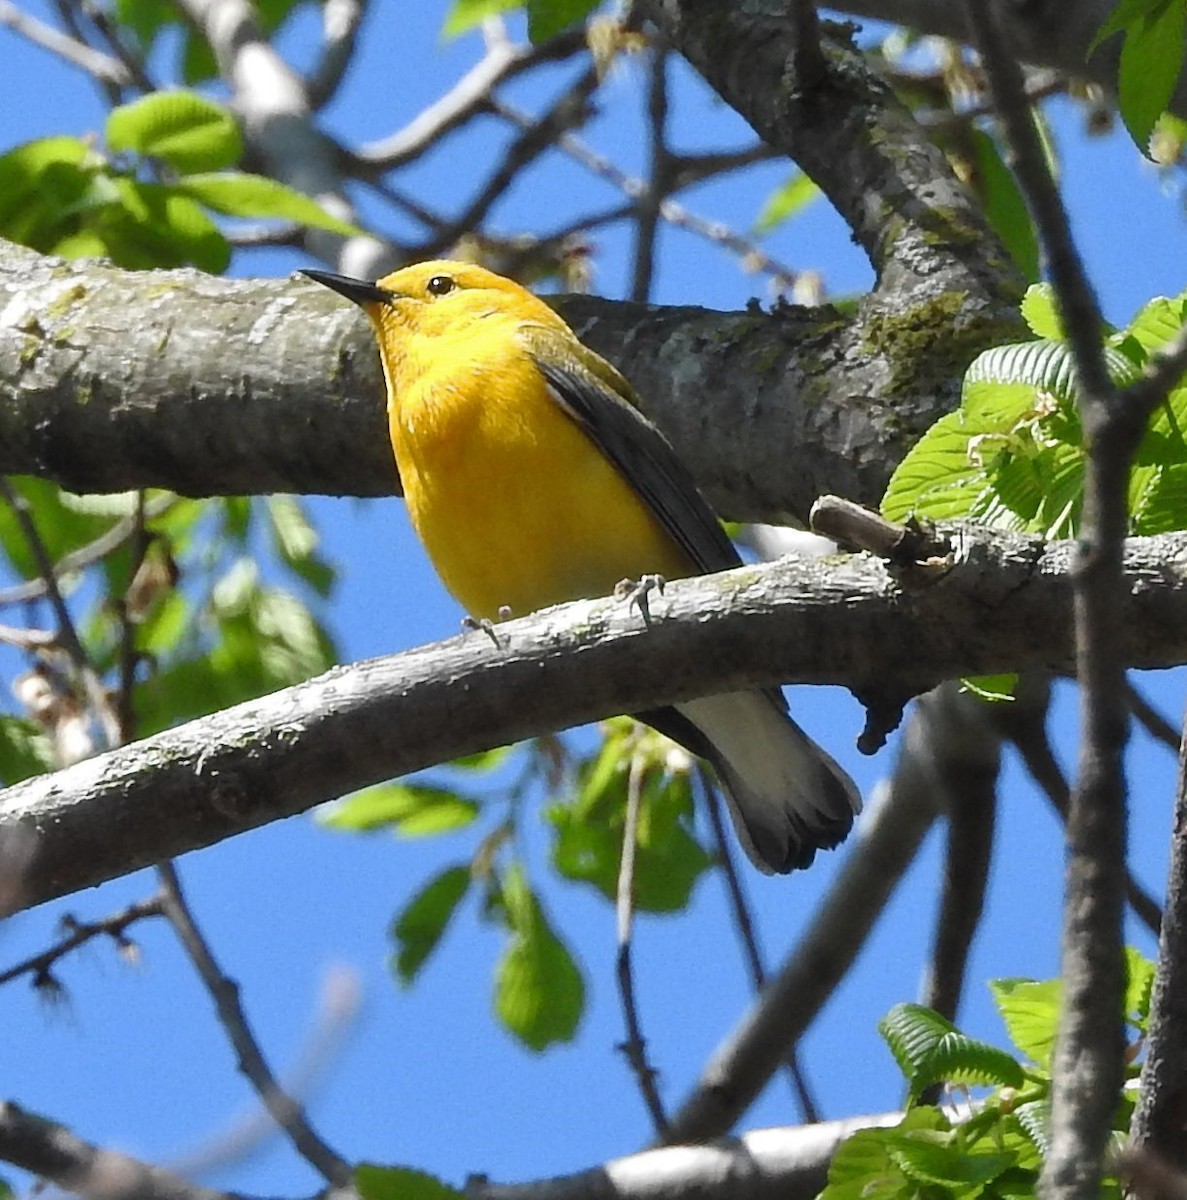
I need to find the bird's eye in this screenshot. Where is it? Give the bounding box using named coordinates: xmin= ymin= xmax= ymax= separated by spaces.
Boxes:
xmin=426 ymin=275 xmax=456 ymax=297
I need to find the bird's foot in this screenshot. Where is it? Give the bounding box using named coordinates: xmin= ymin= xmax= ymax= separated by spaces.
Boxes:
xmin=614 ymin=574 xmax=666 ymax=625
xmin=462 ymin=607 xmax=511 ymax=649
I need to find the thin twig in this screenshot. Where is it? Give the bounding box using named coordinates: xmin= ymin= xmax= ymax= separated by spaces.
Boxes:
xmin=630 ymin=47 xmax=669 ymax=302
xmin=155 ymin=861 xmax=351 ymax=1186
xmin=49 ymin=0 xmax=121 ymax=105
xmin=0 ymin=0 xmax=131 ymax=87
xmin=489 ymin=94 xmax=801 ymax=290
xmin=0 ymin=896 xmax=164 ymax=988
xmin=114 ymin=491 xmax=150 ymax=746
xmin=305 ymin=0 xmax=368 ymax=110
xmin=0 ymin=476 xmax=121 ymax=749
xmin=420 ymin=67 xmax=600 ymax=259
xmin=1127 ymin=680 xmax=1181 ymax=753
xmin=354 ymin=28 xmax=586 ymax=172
xmin=0 ymin=493 xmax=176 ymax=609
xmin=700 ymin=768 xmax=820 ymax=1124
xmin=615 ymin=751 xmax=669 ymax=1137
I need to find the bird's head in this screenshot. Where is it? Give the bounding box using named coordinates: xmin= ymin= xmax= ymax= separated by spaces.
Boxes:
xmin=301 ymin=259 xmax=564 ymax=342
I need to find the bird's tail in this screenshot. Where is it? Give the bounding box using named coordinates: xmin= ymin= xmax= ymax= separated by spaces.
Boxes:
xmin=672 ymin=691 xmax=861 ymax=874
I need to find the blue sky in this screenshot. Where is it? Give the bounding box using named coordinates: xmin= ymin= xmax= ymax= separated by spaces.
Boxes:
xmin=1 ymin=2 xmax=1185 ymax=1194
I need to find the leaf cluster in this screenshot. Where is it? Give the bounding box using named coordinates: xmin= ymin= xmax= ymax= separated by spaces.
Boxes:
xmin=320 ymin=718 xmax=713 ymax=1051
xmin=0 ymin=488 xmax=338 ymax=780
xmin=823 ymin=948 xmax=1156 ymax=1200
xmin=0 ymin=91 xmax=355 ymax=273
xmin=883 ymin=283 xmax=1187 ymax=539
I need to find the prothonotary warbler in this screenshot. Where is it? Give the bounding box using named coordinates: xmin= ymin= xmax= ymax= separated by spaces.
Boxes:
xmin=302 ymin=260 xmax=860 ymax=873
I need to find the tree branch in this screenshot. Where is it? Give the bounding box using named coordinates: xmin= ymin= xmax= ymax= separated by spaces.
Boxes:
xmin=3 ymin=527 xmax=1187 ymax=914
xmin=0 ymin=240 xmax=1022 ymax=524
xmin=0 ymin=1101 xmax=231 ymax=1200
xmin=474 ymin=1111 xmax=906 ymax=1200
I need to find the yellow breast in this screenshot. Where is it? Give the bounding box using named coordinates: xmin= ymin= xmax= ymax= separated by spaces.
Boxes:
xmin=388 ymin=340 xmax=692 ymax=620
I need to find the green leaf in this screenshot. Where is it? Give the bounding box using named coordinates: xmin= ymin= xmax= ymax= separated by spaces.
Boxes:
xmin=114 ymin=178 xmax=230 ymax=272
xmin=969 ymin=129 xmax=1040 ymax=281
xmin=172 ymin=172 xmax=363 ymax=236
xmin=264 ymin=495 xmax=336 ymax=597
xmin=879 ymin=1002 xmax=1025 ymax=1099
xmin=1089 ymin=0 xmax=1165 ymax=56
xmin=753 ymin=171 xmax=820 ymax=235
xmin=890 ymin=1134 xmax=1017 ymax=1189
xmin=494 ymin=864 xmax=584 ymax=1049
xmin=442 ymin=0 xmax=521 ymax=38
xmin=1020 ymin=283 xmax=1064 ymax=340
xmin=115 ymin=0 xmax=176 ymax=50
xmin=391 ymin=865 xmax=471 ymax=984
xmin=355 ymin=1164 xmax=465 ymax=1200
xmin=321 ymin=783 xmax=479 ymax=836
xmin=106 ymin=91 xmax=243 ymax=173
xmin=548 ymin=723 xmax=710 ymax=911
xmin=1125 ymin=293 xmax=1187 ymax=357
xmin=0 ymin=715 xmax=53 ymax=785
xmin=821 ymin=1108 xmax=949 ymax=1200
xmin=527 ymin=0 xmax=600 ymax=42
xmin=990 ymin=977 xmax=1061 ymax=1069
xmin=1124 ymin=946 xmax=1156 ymax=1027
xmin=1117 ymin=0 xmax=1187 ymax=154
xmin=0 ymin=136 xmax=91 ymax=242
xmin=0 ymin=477 xmax=118 ymax=580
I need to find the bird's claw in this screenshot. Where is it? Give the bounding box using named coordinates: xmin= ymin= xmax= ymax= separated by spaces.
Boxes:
xmin=462 ymin=613 xmax=506 ymax=649
xmin=614 ymin=574 xmax=666 ymax=625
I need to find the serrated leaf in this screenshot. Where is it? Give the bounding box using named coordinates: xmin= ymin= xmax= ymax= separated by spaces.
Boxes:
xmin=1124 ymin=946 xmax=1156 ymax=1026
xmin=106 ymin=91 xmax=243 ymax=173
xmin=1117 ymin=0 xmax=1187 ymax=154
xmin=527 ymin=0 xmax=600 ymax=42
xmin=1012 ymin=1097 xmax=1052 ymax=1156
xmin=320 ymin=783 xmax=479 ymax=836
xmin=753 ymin=171 xmax=820 ymax=235
xmin=879 ymin=1003 xmax=1024 ymax=1098
xmin=881 ymin=411 xmax=994 ymax=524
xmin=1020 ymin=283 xmax=1064 ymax=340
xmin=890 ymin=1134 xmax=1016 ymax=1189
xmin=1126 ymin=293 xmax=1187 ymax=356
xmin=494 ymin=864 xmax=584 ymax=1049
xmin=391 ymin=866 xmax=471 ymax=985
xmin=990 ymin=977 xmax=1061 ymax=1069
xmin=1089 ymin=0 xmax=1165 ymax=56
xmin=355 ymin=1164 xmax=465 ymax=1200
xmin=172 ymin=172 xmax=362 ymax=235
xmin=442 ymin=0 xmax=521 ymax=38
xmin=820 ymin=1109 xmax=949 ymax=1200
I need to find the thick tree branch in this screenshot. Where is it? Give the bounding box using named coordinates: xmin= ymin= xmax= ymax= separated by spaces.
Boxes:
xmin=0 ymin=240 xmax=1022 ymax=525
xmin=475 ymin=1111 xmax=905 ymax=1200
xmin=0 ymin=1101 xmax=230 ymax=1200
xmin=3 ymin=526 xmax=1187 ymax=913
xmin=639 ymin=0 xmax=1021 ymax=304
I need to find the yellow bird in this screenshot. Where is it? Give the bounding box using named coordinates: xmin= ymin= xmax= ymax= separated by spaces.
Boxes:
xmin=302 ymin=260 xmax=859 ymax=872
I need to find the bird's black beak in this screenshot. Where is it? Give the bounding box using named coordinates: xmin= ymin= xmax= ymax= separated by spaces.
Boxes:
xmin=301 ymin=268 xmax=393 ymax=307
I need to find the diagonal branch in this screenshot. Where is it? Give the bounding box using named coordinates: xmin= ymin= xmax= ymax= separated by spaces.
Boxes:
xmin=4 ymin=526 xmax=1187 ymax=915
